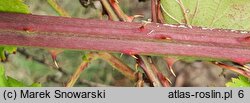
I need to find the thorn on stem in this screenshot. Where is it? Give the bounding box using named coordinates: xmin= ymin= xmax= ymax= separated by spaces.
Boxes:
xmin=238 ymin=36 xmax=250 ymax=43
xmin=147 ymin=30 xmax=155 ymax=35
xmin=131 ymin=55 xmax=138 ymax=59
xmin=23 ymin=26 xmax=33 ymax=32
xmin=169 ymin=67 xmax=176 ymax=77
xmin=165 ymin=57 xmax=177 ymax=77
xmin=127 ymin=15 xmax=144 ymax=22
xmin=119 ymin=53 xmax=123 ymax=58
xmin=49 ymin=49 xmax=63 ymax=69
xmin=54 ymin=60 xmax=60 ymax=69
xmin=165 ymin=77 xmax=172 ymax=84
xmin=154 ymin=34 xmax=172 ymax=40
xmin=242 ymin=65 xmax=250 ymax=72
xmin=135 ymin=63 xmax=139 ymax=72
xmin=121 ymin=49 xmax=138 ymax=57
xmin=139 ymin=20 xmax=152 ymax=31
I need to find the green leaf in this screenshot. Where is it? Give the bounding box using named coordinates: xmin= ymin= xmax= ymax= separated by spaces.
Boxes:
xmin=0 ymin=64 xmax=8 ymax=86
xmin=0 ymin=47 xmax=5 ymax=61
xmin=7 ymin=76 xmax=25 ymax=87
xmin=4 ymin=46 xmax=17 ymax=53
xmin=0 ymin=46 xmax=17 ymax=61
xmin=226 ymin=75 xmax=250 ymax=87
xmin=0 ymin=0 xmax=30 ymax=14
xmin=7 ymin=76 xmax=42 ymax=87
xmin=161 ymin=0 xmax=250 ymax=63
xmin=161 ymin=0 xmax=250 ymax=30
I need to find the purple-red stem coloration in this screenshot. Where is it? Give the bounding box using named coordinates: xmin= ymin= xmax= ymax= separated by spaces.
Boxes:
xmin=1 ymin=13 xmax=250 ymax=64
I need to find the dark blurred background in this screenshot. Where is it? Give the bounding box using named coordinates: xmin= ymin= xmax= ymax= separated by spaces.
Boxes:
xmin=2 ymin=0 xmax=237 ymax=87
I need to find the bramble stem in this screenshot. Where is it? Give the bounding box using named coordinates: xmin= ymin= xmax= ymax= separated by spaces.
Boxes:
xmin=1 ymin=13 xmax=250 ymax=70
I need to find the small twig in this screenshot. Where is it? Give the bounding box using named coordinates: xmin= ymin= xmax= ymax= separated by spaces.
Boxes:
xmin=191 ymin=0 xmax=199 ymax=24
xmin=100 ymin=0 xmax=120 ymax=21
xmin=157 ymin=0 xmax=164 ymax=23
xmin=151 ymin=0 xmax=158 ymax=22
xmin=135 ymin=72 xmax=144 ymax=87
xmin=17 ymin=48 xmax=68 ymax=75
xmin=47 ymin=0 xmax=70 ymax=17
xmin=212 ymin=62 xmax=250 ymax=78
xmin=97 ymin=52 xmax=137 ymax=81
xmin=139 ymin=56 xmax=162 ymax=87
xmin=17 ymin=48 xmax=46 ymax=64
xmin=108 ymin=0 xmax=129 ymax=21
xmin=176 ymin=0 xmax=191 ymax=26
xmin=66 ymin=53 xmax=97 ymax=87
xmin=150 ymin=62 xmax=170 ymax=87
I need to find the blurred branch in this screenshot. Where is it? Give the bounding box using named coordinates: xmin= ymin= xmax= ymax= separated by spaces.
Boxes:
xmin=66 ymin=53 xmax=98 ymax=87
xmin=47 ymin=0 xmax=70 ymax=17
xmin=17 ymin=48 xmax=68 ymax=75
xmin=150 ymin=62 xmax=170 ymax=87
xmin=17 ymin=48 xmax=46 ymax=64
xmin=139 ymin=56 xmax=162 ymax=86
xmin=176 ymin=0 xmax=190 ymax=26
xmin=100 ymin=0 xmax=119 ymax=20
xmin=97 ymin=52 xmax=137 ymax=81
xmin=102 ymin=0 xmax=141 ymax=22
xmin=135 ymin=72 xmax=144 ymax=87
xmin=151 ymin=0 xmax=157 ymax=22
xmin=157 ymin=0 xmax=164 ymax=23
xmin=108 ymin=0 xmax=129 ymax=21
xmin=212 ymin=62 xmax=250 ymax=79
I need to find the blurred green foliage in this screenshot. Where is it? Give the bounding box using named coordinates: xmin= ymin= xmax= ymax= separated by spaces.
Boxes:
xmin=0 ymin=0 xmax=30 ymax=13
xmin=0 ymin=64 xmax=41 ymax=87
xmin=226 ymin=75 xmax=250 ymax=87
